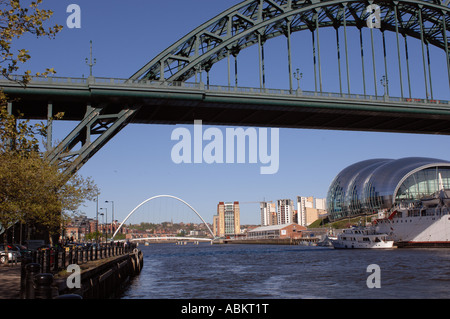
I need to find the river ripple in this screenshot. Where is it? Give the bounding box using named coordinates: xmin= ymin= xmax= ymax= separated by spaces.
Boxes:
xmin=121 ymin=243 xmax=450 ymax=299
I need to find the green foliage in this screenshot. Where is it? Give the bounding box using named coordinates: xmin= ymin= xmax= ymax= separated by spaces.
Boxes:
xmin=0 ymin=1 xmax=97 ymax=245
xmin=308 ymin=214 xmax=378 ymax=229
xmin=128 ymin=222 xmax=158 ymax=232
xmin=113 ymin=233 xmax=126 ymax=240
xmin=85 ymin=231 xmax=102 ymax=241
xmin=0 ymin=0 xmax=63 ymax=84
xmin=0 ymin=134 xmax=99 ymax=241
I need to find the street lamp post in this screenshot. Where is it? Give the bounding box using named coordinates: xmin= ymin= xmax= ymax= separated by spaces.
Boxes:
xmin=85 ymin=40 xmax=96 ymax=77
xmin=100 ymin=208 xmax=107 ymax=243
xmin=99 ymin=212 xmax=104 ymax=242
xmin=105 ymin=200 xmax=114 ymax=236
xmin=293 ymin=68 xmax=303 ymax=95
xmin=380 ymin=75 xmax=389 ymax=100
xmin=94 ymin=195 xmax=99 ymax=243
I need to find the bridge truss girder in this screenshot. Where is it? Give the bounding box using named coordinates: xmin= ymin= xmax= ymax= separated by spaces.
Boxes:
xmin=45 ymin=103 xmax=139 ymax=177
xmin=5 ymin=0 xmax=450 ymax=177
xmin=131 ymin=0 xmax=450 ymax=85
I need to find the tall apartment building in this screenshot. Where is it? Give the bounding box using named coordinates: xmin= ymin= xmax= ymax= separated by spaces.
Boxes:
xmin=214 ymin=201 xmax=240 ymax=237
xmin=277 ymin=199 xmax=294 ymax=225
xmin=297 ymin=196 xmax=327 ymax=226
xmin=260 ymin=201 xmax=276 ymax=226
xmin=297 ymin=196 xmax=313 ymax=226
xmin=212 ymin=215 xmax=219 ymax=237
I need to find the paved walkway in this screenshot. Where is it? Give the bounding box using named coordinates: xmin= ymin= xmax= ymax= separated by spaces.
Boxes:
xmin=0 ymin=264 xmax=21 ymax=299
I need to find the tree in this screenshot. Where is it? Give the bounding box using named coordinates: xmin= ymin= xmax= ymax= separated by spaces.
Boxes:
xmin=0 ymin=0 xmax=64 ymax=156
xmin=0 ymin=0 xmax=62 ymax=85
xmin=0 ymin=1 xmax=99 ymax=254
xmin=0 ymin=150 xmax=99 ymax=243
xmin=0 ymin=109 xmax=100 ymax=246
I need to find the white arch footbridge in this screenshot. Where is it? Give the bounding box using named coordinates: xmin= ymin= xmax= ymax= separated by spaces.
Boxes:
xmin=111 ymin=195 xmax=215 ymax=240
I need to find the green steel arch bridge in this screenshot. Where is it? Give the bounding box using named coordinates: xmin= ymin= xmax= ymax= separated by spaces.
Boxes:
xmin=1 ymin=0 xmax=449 ymax=176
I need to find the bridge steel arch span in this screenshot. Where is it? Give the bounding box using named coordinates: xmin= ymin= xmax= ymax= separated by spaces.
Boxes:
xmin=131 ymin=0 xmax=450 ymax=92
xmin=111 ymin=195 xmax=215 ymax=240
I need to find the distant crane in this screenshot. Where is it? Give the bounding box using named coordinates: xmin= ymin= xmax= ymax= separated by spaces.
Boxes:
xmin=240 ymin=201 xmax=272 ymax=204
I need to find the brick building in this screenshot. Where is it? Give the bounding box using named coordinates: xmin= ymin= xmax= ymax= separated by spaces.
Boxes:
xmin=247 ymin=223 xmax=307 ymax=239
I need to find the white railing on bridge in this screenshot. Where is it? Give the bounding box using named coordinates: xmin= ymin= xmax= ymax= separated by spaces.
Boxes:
xmin=3 ymin=75 xmax=449 ymax=106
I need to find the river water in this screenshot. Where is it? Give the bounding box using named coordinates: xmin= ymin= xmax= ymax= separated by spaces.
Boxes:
xmin=121 ymin=243 xmax=450 ymax=299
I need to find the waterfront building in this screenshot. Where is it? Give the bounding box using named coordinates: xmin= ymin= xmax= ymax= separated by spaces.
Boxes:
xmin=296 ymin=196 xmax=313 ymax=226
xmin=326 ymin=157 xmax=450 ymax=221
xmin=277 ymin=199 xmax=294 ymax=225
xmin=215 ymin=201 xmax=240 ymax=237
xmin=292 ymin=209 xmax=298 ymax=224
xmin=304 ymin=207 xmax=328 ymax=225
xmin=247 ymin=223 xmax=306 ymax=239
xmin=65 ymin=215 xmax=94 ymax=241
xmin=296 ymin=197 xmax=327 ymax=226
xmin=212 ymin=214 xmax=219 ymax=237
xmin=315 ymin=198 xmax=326 ymax=210
xmin=260 ymin=201 xmax=276 ymax=226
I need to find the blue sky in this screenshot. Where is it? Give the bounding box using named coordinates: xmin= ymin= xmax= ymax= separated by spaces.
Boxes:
xmin=13 ymin=0 xmax=450 ymax=225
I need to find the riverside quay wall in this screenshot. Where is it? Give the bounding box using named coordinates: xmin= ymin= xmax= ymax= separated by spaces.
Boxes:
xmin=22 ymin=243 xmax=143 ymax=299
xmin=221 ymin=238 xmax=319 ymax=245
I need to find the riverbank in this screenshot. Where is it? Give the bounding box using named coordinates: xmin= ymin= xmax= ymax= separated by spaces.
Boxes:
xmin=0 ymin=249 xmax=143 ymax=299
xmin=53 ymin=250 xmax=143 ymax=298
xmin=221 ymin=238 xmax=319 ymax=245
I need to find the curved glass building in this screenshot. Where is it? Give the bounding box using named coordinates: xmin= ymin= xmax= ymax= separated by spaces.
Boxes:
xmin=326 ymin=157 xmax=450 ymax=221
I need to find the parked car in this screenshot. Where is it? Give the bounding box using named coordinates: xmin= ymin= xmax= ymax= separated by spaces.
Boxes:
xmin=14 ymin=244 xmax=31 ymax=260
xmin=0 ymin=244 xmax=21 ymax=264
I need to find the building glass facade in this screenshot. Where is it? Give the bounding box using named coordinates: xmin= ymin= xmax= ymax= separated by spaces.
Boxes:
xmin=224 ymin=203 xmax=235 ymax=234
xmin=215 ymin=201 xmax=240 ymax=237
xmin=396 ymin=167 xmax=450 ymax=202
xmin=326 ymin=157 xmax=450 ymax=221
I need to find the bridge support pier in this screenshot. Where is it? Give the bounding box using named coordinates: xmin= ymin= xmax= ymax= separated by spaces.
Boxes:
xmin=47 ymin=102 xmax=53 ymax=151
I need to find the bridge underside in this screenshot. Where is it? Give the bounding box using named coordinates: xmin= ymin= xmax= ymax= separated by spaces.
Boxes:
xmin=6 ymin=84 xmax=450 ymax=136
xmin=2 ymin=0 xmax=449 ymax=177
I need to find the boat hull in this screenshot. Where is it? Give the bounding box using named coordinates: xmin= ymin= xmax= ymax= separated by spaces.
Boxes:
xmin=332 ymin=240 xmax=394 ymax=249
xmin=332 ymin=226 xmax=395 ymax=249
xmin=395 ymin=241 xmax=450 ymax=248
xmin=376 ymin=208 xmax=450 ymax=247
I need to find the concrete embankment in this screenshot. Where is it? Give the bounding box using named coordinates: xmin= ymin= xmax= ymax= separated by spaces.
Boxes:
xmin=53 ymin=250 xmax=143 ymax=299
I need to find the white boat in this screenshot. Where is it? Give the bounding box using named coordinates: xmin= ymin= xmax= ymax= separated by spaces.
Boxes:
xmin=332 ymin=227 xmax=394 ymax=249
xmin=375 ymin=179 xmax=450 ymax=248
xmin=375 ymin=203 xmax=450 ymax=248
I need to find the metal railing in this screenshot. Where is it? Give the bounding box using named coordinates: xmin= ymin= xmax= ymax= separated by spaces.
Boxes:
xmin=2 ymin=75 xmax=449 ymax=105
xmin=28 ymin=242 xmax=137 ymax=274
xmin=20 ymin=242 xmax=142 ymax=299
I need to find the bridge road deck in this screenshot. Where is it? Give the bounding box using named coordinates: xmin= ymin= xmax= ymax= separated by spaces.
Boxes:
xmin=2 ymin=77 xmax=450 ymax=135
